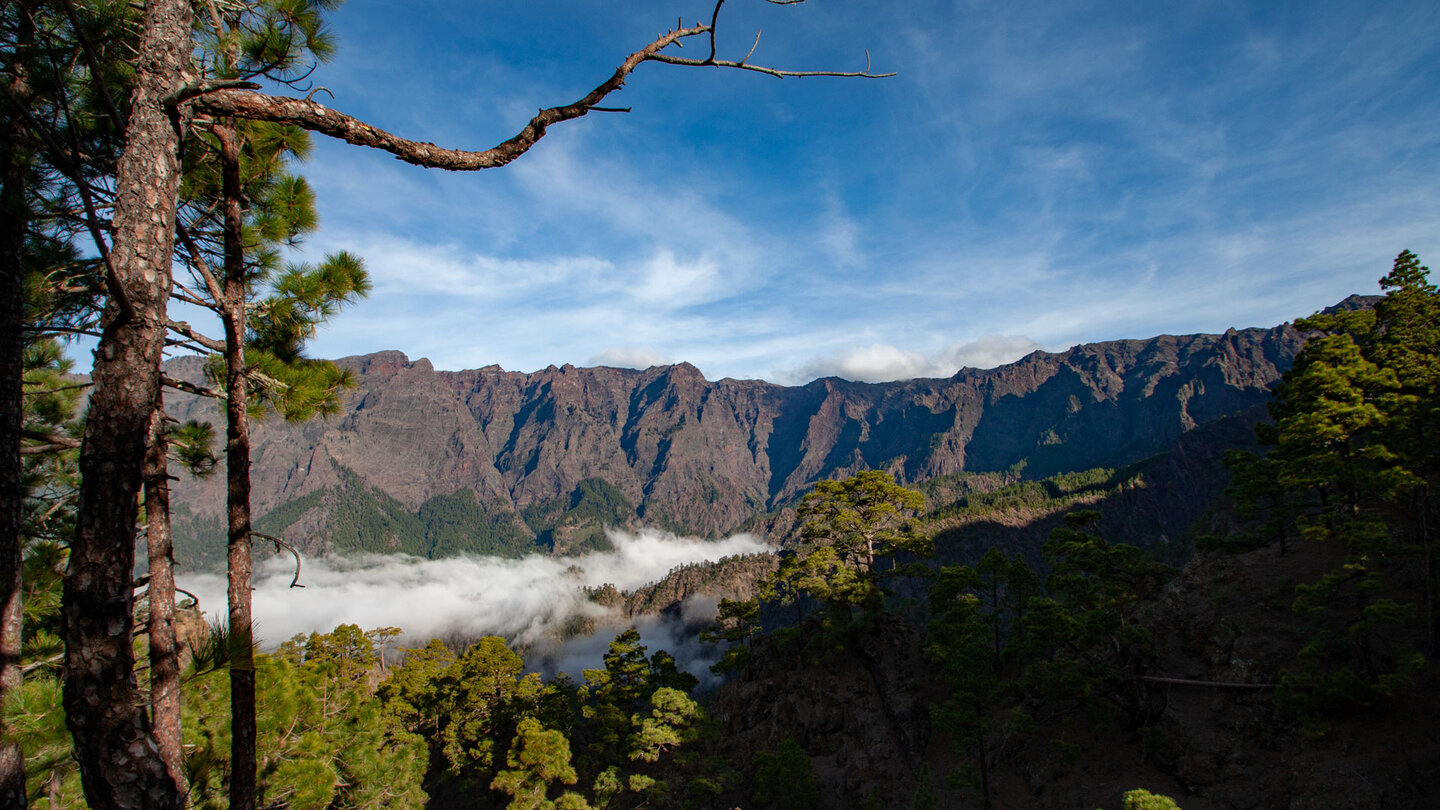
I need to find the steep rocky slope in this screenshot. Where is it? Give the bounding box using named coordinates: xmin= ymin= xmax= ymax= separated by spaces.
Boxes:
xmin=166 ymin=323 xmax=1304 ymax=563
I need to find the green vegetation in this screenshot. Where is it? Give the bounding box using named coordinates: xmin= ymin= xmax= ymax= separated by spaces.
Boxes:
xmin=1226 ymin=251 xmax=1439 ymax=729
xmin=924 ymin=513 xmax=1172 ymax=805
xmin=923 ymin=462 xmax=1155 ymax=524
xmin=419 ymin=488 xmax=536 ymax=558
xmin=1114 ymin=790 xmax=1183 ymax=810
xmin=375 ymin=626 xmax=715 ymax=809
xmin=763 ymin=471 xmax=931 ymax=622
xmin=10 ymin=248 xmax=1440 ymax=806
xmin=750 ymin=736 xmax=820 ymax=810
xmin=177 ymin=474 xmax=647 ymax=572
xmin=184 ymin=626 xmax=428 ymax=809
xmin=291 ymin=464 xmax=428 ymax=556
xmin=523 ymin=477 xmax=636 ymax=554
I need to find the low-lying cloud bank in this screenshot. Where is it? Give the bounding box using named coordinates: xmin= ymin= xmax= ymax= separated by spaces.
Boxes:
xmin=181 ymin=529 xmax=770 ymax=655
xmin=783 ymin=335 xmax=1043 ymax=384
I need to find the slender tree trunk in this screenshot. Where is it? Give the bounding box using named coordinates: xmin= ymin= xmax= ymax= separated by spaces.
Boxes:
xmin=973 ymin=716 xmax=990 ymax=810
xmin=0 ymin=9 xmax=33 ymax=801
xmin=144 ymin=405 xmax=186 ymax=796
xmin=0 ymin=66 xmax=30 ymax=810
xmin=217 ymin=122 xmax=257 ymax=810
xmin=61 ymin=0 xmax=191 ymax=807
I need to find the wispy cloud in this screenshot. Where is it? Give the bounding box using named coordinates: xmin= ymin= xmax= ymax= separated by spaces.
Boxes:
xmin=166 ymin=0 xmax=1440 ymax=390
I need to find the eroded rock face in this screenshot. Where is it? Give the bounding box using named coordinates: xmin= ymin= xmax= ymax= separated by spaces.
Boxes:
xmin=167 ymin=324 xmax=1304 ymax=557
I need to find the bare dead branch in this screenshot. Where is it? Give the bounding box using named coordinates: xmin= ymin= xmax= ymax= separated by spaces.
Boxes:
xmin=163 ymin=78 xmax=262 ymax=109
xmin=1140 ymin=676 xmax=1278 ymax=690
xmin=21 ymin=430 xmax=81 ymax=451
xmin=175 ymin=220 xmax=226 ymax=306
xmin=170 ymin=283 xmax=212 ymax=308
xmin=178 ymin=4 xmax=889 ymax=172
xmin=167 ymin=319 xmax=225 ymax=352
xmin=646 ymin=49 xmax=893 ymax=79
xmin=23 ymin=381 xmax=93 ymax=397
xmin=20 ymin=322 xmax=95 ymax=334
xmin=188 ymin=22 xmax=709 ymax=170
xmin=708 ymin=0 xmax=727 ymax=63
xmin=176 ymin=587 xmax=200 ymax=608
xmin=161 ymin=375 xmax=223 ymax=400
xmin=21 ymin=654 xmax=64 ymax=675
xmin=249 ymin=532 xmax=305 ymax=588
xmin=740 ymin=30 xmax=763 ymax=66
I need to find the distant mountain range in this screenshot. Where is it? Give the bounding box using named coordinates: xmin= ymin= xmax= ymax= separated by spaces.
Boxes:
xmin=165 ymin=315 xmax=1317 ymax=568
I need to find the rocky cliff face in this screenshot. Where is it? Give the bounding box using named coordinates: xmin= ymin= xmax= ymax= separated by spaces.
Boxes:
xmin=166 ymin=323 xmax=1304 ymax=562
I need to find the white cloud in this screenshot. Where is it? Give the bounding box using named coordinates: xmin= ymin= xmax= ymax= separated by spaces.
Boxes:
xmin=179 ymin=528 xmax=770 ymax=649
xmin=588 ymin=346 xmax=670 ymax=370
xmin=936 ymin=336 xmax=1046 ymax=370
xmin=781 ymin=335 xmax=1043 ymax=384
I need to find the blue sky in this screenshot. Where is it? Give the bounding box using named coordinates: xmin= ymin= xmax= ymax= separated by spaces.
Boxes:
xmin=255 ymin=0 xmax=1440 ymax=383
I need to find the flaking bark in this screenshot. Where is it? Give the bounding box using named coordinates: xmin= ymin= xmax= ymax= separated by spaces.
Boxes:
xmin=144 ymin=406 xmax=186 ymax=796
xmin=60 ymin=0 xmax=192 ymax=806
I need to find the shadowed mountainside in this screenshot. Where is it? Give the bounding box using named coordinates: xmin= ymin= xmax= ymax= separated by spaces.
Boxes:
xmin=165 ymin=322 xmax=1304 ymax=564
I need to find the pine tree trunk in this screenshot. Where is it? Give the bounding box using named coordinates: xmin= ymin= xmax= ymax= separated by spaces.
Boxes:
xmin=0 ymin=49 xmax=31 ymax=807
xmin=144 ymin=407 xmax=187 ymax=795
xmin=61 ymin=0 xmax=191 ymax=807
xmin=218 ymin=122 xmax=258 ymax=810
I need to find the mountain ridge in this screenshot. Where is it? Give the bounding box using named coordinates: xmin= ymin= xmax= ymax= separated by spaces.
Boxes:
xmin=166 ymin=320 xmax=1307 ymax=563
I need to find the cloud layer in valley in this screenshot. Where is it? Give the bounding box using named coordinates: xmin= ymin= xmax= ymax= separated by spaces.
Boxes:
xmin=180 ymin=529 xmax=769 ymax=664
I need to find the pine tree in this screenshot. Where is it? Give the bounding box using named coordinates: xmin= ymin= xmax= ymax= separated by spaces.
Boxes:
xmin=786 ymin=470 xmax=930 ymax=617
xmin=491 ymin=717 xmax=588 ymax=810
xmin=30 ymin=2 xmax=885 ymax=802
xmin=1253 ymin=251 xmax=1440 ymax=724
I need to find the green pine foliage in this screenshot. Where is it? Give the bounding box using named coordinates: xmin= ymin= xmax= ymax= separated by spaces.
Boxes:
xmin=523 ymin=477 xmax=635 ymax=554
xmin=927 ymin=565 xmax=1002 ymax=805
xmin=19 ymin=340 xmax=82 ymax=552
xmin=924 ymin=513 xmax=1174 ymax=799
xmin=377 ymin=628 xmax=707 ymax=809
xmin=1116 ymin=788 xmax=1183 ymax=810
xmin=1022 ymin=511 xmax=1172 ymax=716
xmin=699 ymin=597 xmax=761 ymax=674
xmin=1228 ymin=251 xmax=1439 ymax=727
xmin=183 ymin=624 xmax=428 ymax=809
xmin=750 ymin=736 xmax=820 ymax=810
xmin=491 ymin=716 xmax=591 ymax=809
xmin=187 ymin=474 xmax=551 ymax=569
xmin=255 ymin=462 xmax=427 ymax=556
xmin=1 ymin=675 xmax=83 ymax=806
xmin=774 ymin=471 xmax=931 ymax=618
xmin=923 ymin=463 xmax=1153 ymax=524
xmin=419 ymin=488 xmax=537 ymax=558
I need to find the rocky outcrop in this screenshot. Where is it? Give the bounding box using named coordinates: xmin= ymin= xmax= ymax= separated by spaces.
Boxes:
xmin=166 ymin=323 xmax=1305 ymax=560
